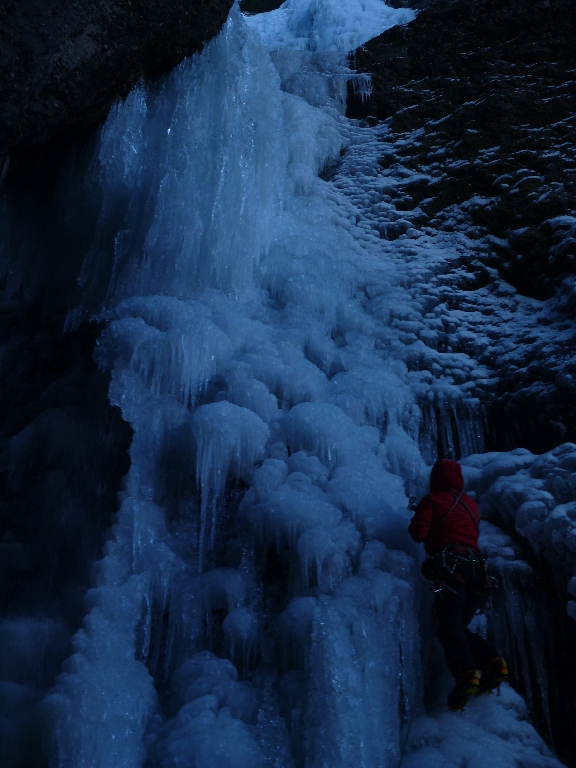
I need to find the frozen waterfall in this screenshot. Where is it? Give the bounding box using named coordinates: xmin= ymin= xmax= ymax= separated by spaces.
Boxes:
xmin=0 ymin=1 xmax=571 ymax=767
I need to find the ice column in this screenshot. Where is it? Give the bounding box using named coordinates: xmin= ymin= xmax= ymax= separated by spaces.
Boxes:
xmin=43 ymin=11 xmax=287 ymax=767
xmin=77 ymin=9 xmax=286 ymax=312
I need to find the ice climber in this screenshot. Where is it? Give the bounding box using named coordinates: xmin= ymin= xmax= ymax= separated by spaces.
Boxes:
xmin=409 ymin=458 xmax=509 ymax=711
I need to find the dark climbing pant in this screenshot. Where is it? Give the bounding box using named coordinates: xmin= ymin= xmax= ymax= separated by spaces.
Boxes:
xmin=435 ymin=578 xmax=497 ymax=678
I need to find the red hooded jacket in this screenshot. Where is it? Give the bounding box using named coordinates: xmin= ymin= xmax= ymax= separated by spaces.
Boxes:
xmin=409 ymin=459 xmax=480 ymax=555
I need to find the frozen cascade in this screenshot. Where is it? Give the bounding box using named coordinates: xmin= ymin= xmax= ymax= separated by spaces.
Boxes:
xmin=0 ymin=1 xmax=565 ymax=767
xmin=246 ymin=0 xmax=415 ymax=53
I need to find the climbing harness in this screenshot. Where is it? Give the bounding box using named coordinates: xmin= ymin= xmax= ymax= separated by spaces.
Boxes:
xmin=447 ymin=669 xmax=481 ymax=712
xmin=421 ymin=545 xmax=487 ymax=585
xmin=419 ymin=492 xmax=488 ymax=600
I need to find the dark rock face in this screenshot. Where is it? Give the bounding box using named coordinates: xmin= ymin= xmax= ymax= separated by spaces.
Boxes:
xmin=347 ymin=0 xmax=576 ymax=454
xmin=348 ymin=0 xmax=576 ymax=300
xmin=387 ymin=0 xmax=455 ymax=8
xmin=0 ymin=0 xmax=234 ymax=156
xmin=0 ymin=128 xmax=133 ymax=765
xmin=0 ymin=143 xmax=134 ymax=623
xmin=239 ymin=0 xmax=283 ymax=13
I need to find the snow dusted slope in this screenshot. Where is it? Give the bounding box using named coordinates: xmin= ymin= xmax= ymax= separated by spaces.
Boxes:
xmin=21 ymin=2 xmax=568 ymax=767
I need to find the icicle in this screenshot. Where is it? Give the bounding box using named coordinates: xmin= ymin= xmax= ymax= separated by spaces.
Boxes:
xmin=348 ymin=72 xmax=372 ymax=103
xmin=223 ymin=608 xmax=260 ymax=675
xmin=418 ymin=392 xmax=485 ymax=462
xmin=76 ymin=7 xmax=287 ymax=316
xmin=296 ymin=521 xmax=359 ymax=591
xmin=192 ymin=402 xmax=269 ymax=569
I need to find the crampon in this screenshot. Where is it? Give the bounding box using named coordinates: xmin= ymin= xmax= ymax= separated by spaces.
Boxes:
xmin=447 ymin=669 xmax=480 ymax=711
xmin=478 ymin=657 xmax=509 ymax=696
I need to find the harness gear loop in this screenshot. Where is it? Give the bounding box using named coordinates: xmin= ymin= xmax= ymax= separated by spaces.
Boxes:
xmin=421 ymin=545 xmax=490 ymax=607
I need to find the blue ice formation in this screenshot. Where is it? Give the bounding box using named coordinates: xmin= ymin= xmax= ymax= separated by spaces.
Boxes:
xmin=0 ymin=1 xmax=569 ymax=767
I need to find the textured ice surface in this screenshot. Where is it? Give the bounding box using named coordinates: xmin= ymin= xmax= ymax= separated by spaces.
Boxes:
xmin=404 ymin=685 xmax=562 ymax=768
xmin=463 ymin=445 xmax=576 ymax=629
xmin=75 ymin=15 xmax=286 ymax=316
xmin=192 ymin=401 xmax=269 ymax=564
xmin=463 ymin=445 xmax=576 ymax=556
xmin=246 ymin=0 xmax=415 ymax=53
xmin=16 ymin=2 xmax=567 ymax=767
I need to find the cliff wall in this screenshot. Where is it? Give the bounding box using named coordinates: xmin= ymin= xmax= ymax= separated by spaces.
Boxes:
xmin=0 ymin=0 xmax=234 ymax=158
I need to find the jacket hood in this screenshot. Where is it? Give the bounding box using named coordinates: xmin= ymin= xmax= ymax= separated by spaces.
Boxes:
xmin=429 ymin=459 xmax=464 ymax=493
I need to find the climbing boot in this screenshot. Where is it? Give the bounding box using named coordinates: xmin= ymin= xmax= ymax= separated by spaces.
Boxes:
xmin=447 ymin=669 xmax=480 ymax=711
xmin=478 ymin=657 xmax=509 ymax=695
